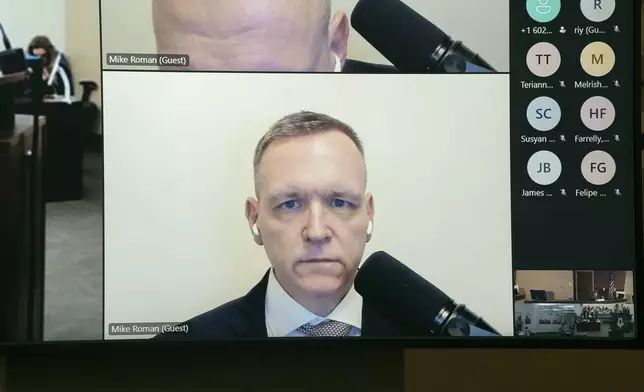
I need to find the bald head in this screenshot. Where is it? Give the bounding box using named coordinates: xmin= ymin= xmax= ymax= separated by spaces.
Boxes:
xmin=152 ymin=0 xmax=349 ymax=72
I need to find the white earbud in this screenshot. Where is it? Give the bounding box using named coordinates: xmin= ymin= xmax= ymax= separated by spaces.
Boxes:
xmin=366 ymin=221 xmax=373 ymax=237
xmin=252 ymin=223 xmax=260 ymax=236
xmin=333 ymin=52 xmax=342 ymax=73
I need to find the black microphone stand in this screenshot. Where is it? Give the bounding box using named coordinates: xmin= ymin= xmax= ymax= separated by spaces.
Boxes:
xmin=435 ymin=302 xmax=500 ymax=336
xmin=431 ymin=38 xmax=497 ymax=73
xmin=26 ymin=74 xmax=46 ymax=342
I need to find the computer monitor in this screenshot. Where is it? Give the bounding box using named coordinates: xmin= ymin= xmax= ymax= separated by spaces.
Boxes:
xmin=530 ymin=290 xmax=548 ymax=302
xmin=0 ymin=47 xmax=26 ymax=75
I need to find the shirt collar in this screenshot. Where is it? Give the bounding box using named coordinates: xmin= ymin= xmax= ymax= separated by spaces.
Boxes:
xmin=265 ymin=269 xmax=363 ymax=337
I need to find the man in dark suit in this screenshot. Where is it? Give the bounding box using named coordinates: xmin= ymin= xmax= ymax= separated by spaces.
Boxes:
xmin=151 ymin=0 xmax=397 ymax=73
xmin=156 ymin=111 xmax=405 ymax=340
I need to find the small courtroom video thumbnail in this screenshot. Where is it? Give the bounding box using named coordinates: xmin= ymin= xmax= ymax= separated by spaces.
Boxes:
xmin=102 ymin=71 xmax=512 ymax=340
xmin=514 ymin=270 xmax=635 ymax=338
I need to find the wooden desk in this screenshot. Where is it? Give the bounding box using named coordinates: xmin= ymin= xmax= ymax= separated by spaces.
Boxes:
xmin=15 ymin=98 xmax=84 ymax=202
xmin=0 ymin=114 xmax=46 ymax=342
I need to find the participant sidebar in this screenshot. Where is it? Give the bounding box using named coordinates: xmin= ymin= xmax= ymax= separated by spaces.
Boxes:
xmin=510 ymin=0 xmax=635 ymax=270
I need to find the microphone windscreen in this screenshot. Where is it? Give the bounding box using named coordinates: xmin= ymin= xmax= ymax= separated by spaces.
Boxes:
xmin=355 ymin=251 xmax=452 ymax=333
xmin=350 ymin=0 xmax=449 ymax=72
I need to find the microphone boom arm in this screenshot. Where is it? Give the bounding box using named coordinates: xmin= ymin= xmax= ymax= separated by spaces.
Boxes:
xmin=435 ymin=302 xmax=500 ymax=336
xmin=432 ymin=39 xmax=496 ymax=73
xmin=47 ymin=53 xmax=72 ymax=104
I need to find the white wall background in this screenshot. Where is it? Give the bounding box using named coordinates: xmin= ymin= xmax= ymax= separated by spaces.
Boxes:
xmin=102 ymin=72 xmax=513 ymax=338
xmin=0 ymin=0 xmax=66 ymax=52
xmin=100 ymin=0 xmax=509 ymax=71
xmin=625 ymin=271 xmax=634 ymax=296
xmin=65 ymin=0 xmax=102 ymax=107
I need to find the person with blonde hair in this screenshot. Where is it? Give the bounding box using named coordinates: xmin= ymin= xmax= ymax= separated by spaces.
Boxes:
xmin=154 ymin=111 xmax=403 ymax=340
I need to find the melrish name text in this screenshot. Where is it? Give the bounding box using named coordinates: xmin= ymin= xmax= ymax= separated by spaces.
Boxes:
xmin=574 ymin=80 xmax=605 ymax=88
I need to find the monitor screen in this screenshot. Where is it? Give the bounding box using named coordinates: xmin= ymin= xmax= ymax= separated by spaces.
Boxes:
xmin=0 ymin=0 xmax=638 ymax=344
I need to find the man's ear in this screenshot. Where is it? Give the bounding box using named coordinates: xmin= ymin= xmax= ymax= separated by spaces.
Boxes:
xmin=365 ymin=192 xmax=375 ymax=242
xmin=245 ymin=197 xmax=263 ymax=246
xmin=328 ymin=11 xmax=350 ymax=66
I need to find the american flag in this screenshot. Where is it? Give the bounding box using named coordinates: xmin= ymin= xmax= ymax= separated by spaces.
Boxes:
xmin=608 ymin=272 xmax=617 ymax=299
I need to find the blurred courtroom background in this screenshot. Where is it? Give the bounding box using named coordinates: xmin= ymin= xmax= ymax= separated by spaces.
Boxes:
xmin=1 ymin=0 xmax=101 ymax=107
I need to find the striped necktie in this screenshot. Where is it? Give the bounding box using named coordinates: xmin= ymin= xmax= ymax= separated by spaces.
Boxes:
xmin=295 ymin=320 xmax=353 ymax=337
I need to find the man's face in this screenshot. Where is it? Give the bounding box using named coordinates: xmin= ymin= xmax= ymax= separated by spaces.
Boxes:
xmin=248 ymin=131 xmax=373 ymax=299
xmin=152 ymin=0 xmax=349 ymax=72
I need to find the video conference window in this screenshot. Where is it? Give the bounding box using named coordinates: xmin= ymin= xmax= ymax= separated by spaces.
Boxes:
xmin=100 ymin=0 xmax=510 ymax=73
xmin=102 ymin=72 xmax=512 ymax=339
xmin=0 ymin=0 xmax=637 ymax=343
xmin=514 ymin=270 xmax=635 ymax=338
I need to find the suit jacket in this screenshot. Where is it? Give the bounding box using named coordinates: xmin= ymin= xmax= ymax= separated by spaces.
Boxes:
xmin=155 ymin=269 xmax=405 ymax=340
xmin=343 ymin=59 xmax=398 ymax=74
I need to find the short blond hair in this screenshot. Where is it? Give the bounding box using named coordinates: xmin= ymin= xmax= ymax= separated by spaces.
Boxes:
xmin=253 ymin=111 xmax=365 ymax=195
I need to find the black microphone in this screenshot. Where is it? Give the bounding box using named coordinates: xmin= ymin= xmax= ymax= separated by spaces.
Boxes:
xmin=355 ymin=251 xmax=500 ymax=336
xmin=350 ymin=0 xmax=496 ymax=73
xmin=0 ymin=22 xmax=12 ymax=50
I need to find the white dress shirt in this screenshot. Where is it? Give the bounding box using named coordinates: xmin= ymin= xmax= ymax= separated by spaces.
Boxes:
xmin=265 ymin=269 xmax=363 ymax=337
